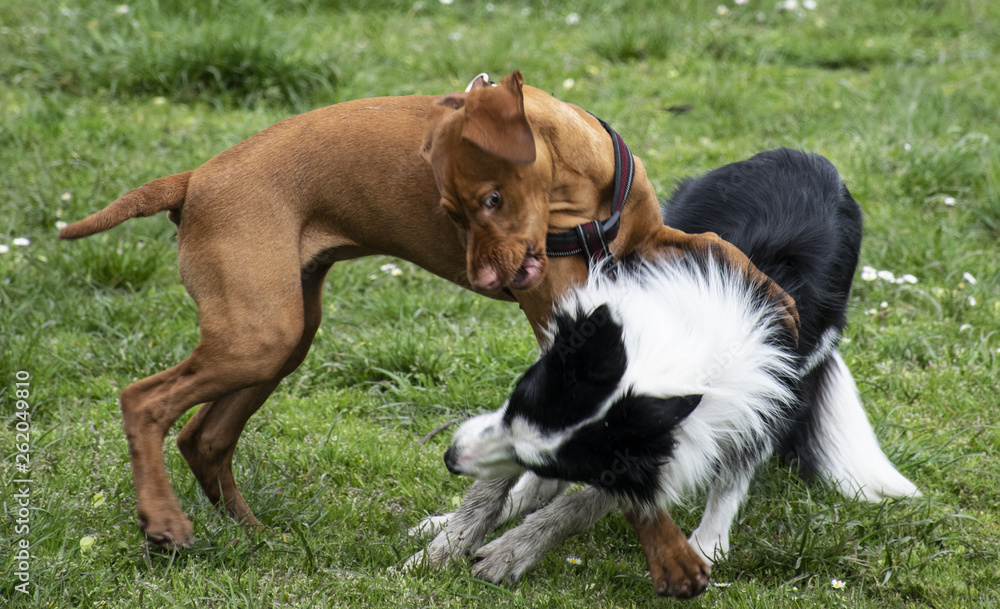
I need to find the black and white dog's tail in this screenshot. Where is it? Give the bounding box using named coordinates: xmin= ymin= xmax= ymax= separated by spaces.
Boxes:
xmin=801 ymin=350 xmax=919 ymax=500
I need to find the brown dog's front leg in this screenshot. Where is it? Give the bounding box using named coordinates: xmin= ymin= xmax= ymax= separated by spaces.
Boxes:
xmin=625 ymin=508 xmax=710 ymax=598
xmin=642 ymin=226 xmax=801 ymax=342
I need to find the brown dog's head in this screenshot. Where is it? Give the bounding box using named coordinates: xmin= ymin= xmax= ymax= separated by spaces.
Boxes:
xmin=422 ymin=71 xmax=551 ymax=292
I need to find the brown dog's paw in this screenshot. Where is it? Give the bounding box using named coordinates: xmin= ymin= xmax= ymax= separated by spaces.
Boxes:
xmin=138 ymin=508 xmax=194 ymax=550
xmin=648 ymin=545 xmax=710 ymax=599
xmin=628 ymin=508 xmax=711 ymax=599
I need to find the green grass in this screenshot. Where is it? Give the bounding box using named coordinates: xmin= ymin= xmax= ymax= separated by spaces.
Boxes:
xmin=2 ymin=0 xmax=999 ymax=606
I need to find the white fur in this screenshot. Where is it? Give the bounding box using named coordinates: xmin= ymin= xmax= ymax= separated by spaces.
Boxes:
xmin=561 ymin=258 xmax=799 ymax=508
xmin=811 ymin=350 xmax=920 ymax=500
xmin=800 ymin=326 xmax=839 ymax=375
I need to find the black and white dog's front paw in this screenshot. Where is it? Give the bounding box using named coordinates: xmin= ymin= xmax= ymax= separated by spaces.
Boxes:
xmin=404 ymin=477 xmax=521 ymax=572
xmin=404 ymin=523 xmax=482 ymax=571
xmin=470 ymin=533 xmax=539 ymax=585
xmin=407 ymin=513 xmax=453 ymax=539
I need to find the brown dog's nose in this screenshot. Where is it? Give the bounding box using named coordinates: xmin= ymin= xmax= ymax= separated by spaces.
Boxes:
xmin=470 ymin=266 xmax=501 ymax=292
xmin=444 ymin=445 xmax=461 ymax=475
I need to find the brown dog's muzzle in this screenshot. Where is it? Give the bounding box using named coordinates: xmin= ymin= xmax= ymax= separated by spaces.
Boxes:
xmin=468 ymin=232 xmax=546 ymax=291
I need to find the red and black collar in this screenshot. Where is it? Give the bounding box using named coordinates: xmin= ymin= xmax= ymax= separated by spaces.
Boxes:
xmin=545 ymin=116 xmax=635 ymax=264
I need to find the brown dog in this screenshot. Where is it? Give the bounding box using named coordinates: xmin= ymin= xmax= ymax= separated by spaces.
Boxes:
xmin=61 ymin=71 xmax=795 ymax=596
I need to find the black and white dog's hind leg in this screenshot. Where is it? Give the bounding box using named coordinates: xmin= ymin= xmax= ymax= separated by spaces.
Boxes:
xmin=686 ymin=469 xmax=754 ymax=565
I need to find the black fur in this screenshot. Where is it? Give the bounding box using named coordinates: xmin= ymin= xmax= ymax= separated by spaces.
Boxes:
xmin=662 ymin=148 xmax=862 ymax=358
xmin=661 ymin=147 xmax=863 ymax=474
xmin=503 ymin=304 xmax=627 ymax=433
xmin=527 ymin=393 xmax=702 ymax=504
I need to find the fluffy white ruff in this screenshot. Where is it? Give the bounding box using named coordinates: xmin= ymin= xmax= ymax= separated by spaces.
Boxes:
xmin=557 ymin=257 xmax=798 ymax=508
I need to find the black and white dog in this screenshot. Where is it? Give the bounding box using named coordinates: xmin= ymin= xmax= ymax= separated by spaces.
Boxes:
xmin=408 ymin=148 xmax=919 ymax=585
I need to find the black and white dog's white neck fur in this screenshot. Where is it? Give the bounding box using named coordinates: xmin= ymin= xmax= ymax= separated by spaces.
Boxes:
xmin=439 ymin=148 xmax=919 ymax=571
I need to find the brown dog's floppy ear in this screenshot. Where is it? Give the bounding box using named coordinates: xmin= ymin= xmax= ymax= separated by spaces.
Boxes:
xmin=460 ymin=71 xmax=536 ymax=165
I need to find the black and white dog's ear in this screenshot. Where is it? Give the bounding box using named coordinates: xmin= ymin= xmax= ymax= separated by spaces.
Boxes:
xmin=550 ymin=304 xmax=627 ymax=385
xmin=657 ymin=394 xmax=703 ymax=424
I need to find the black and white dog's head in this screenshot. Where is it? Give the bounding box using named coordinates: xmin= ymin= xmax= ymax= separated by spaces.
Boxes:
xmin=445 ymin=256 xmax=797 ymax=507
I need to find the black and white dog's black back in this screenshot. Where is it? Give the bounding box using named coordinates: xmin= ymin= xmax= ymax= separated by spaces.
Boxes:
xmin=409 ymin=149 xmax=918 ymax=584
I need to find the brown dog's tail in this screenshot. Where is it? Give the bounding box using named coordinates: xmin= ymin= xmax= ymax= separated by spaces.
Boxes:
xmin=58 ymin=170 xmax=193 ymax=240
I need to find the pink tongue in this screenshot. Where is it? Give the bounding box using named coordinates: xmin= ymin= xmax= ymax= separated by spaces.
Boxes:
xmin=509 ymin=256 xmax=542 ymax=289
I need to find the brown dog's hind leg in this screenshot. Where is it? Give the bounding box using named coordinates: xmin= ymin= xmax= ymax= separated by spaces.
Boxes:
xmin=121 ymin=243 xmax=312 ymax=549
xmin=176 ymin=264 xmax=330 ymax=527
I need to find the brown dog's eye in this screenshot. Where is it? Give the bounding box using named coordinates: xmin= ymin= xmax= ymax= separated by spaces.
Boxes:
xmin=483 ymin=191 xmax=501 ymax=209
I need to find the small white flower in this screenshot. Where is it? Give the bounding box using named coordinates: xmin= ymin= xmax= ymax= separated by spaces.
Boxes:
xmin=959 ymin=324 xmax=972 ymax=332
xmin=448 ymin=31 xmax=462 ymax=41
xmin=901 ymin=274 xmax=918 ymax=284
xmin=13 ymin=237 xmax=30 ymax=246
xmin=566 ymin=556 xmax=582 ymax=565
xmin=439 ymin=0 xmax=453 ymax=5
xmin=714 ymin=581 xmax=733 ymax=587
xmin=735 ymin=0 xmax=749 ymax=4
xmin=962 ymin=272 xmax=977 ymax=285
xmin=968 ymin=296 xmax=977 ymax=306
xmin=562 ymin=78 xmax=575 ymax=90
xmin=803 ymin=0 xmax=817 ymax=9
xmin=116 ymin=5 xmax=130 ymax=14
xmin=565 ymin=12 xmax=580 ymax=25
xmin=60 ymin=7 xmax=73 ymax=17
xmin=880 ymin=301 xmax=889 ymax=309
xmin=903 ymin=143 xmax=911 ymax=151
xmin=780 ymin=0 xmax=799 ymax=10
xmin=521 ymin=7 xmax=531 ymax=16
xmin=485 ymin=3 xmax=494 ymax=11
xmin=877 ymin=270 xmax=895 ymax=282
xmin=865 ymin=308 xmax=878 ymax=315
xmin=380 ymin=263 xmax=400 ymax=274
xmin=61 ymin=191 xmax=72 ymax=201
xmin=943 ymin=196 xmax=956 ymax=206
xmin=153 ymin=96 xmax=167 ymax=105
xmin=56 ymin=221 xmax=68 ymax=230
xmin=716 ymin=5 xmax=730 ymax=15
xmin=0 ymin=245 xmax=9 ymax=254
xmin=861 ymin=266 xmax=878 ymax=281
xmin=391 ymin=268 xmax=403 ymax=276
xmin=831 ymin=578 xmax=846 ymax=589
